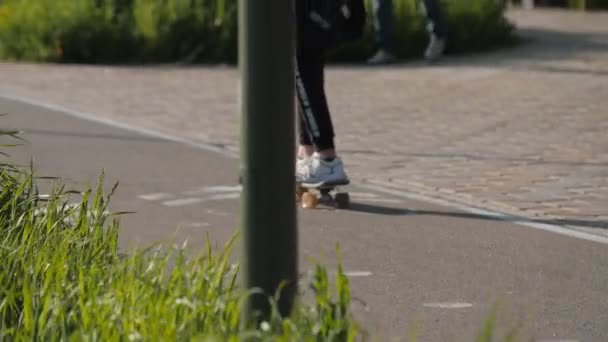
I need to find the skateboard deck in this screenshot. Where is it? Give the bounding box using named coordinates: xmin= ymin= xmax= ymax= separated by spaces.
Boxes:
xmin=239 ymin=173 xmax=350 ymax=210
xmin=296 ymin=181 xmax=350 ymax=209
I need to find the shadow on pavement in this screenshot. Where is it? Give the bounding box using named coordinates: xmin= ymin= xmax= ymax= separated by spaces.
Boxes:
xmin=347 ymin=201 xmax=608 ymax=230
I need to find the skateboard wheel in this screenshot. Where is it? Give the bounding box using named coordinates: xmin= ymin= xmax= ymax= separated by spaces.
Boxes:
xmin=334 ymin=192 xmax=350 ymax=209
xmin=295 ymin=184 xmax=308 ymax=201
xmin=301 ymin=192 xmax=319 ymax=209
xmin=319 ymin=193 xmax=333 ymax=205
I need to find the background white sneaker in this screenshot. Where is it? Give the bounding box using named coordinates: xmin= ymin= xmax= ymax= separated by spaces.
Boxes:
xmin=367 ymin=49 xmax=397 ymax=65
xmin=425 ymin=35 xmax=446 ymax=61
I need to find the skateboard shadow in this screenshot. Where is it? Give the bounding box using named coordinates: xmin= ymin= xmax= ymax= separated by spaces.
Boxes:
xmin=347 ymin=202 xmax=608 ymax=230
xmin=347 ymin=202 xmax=415 ymax=216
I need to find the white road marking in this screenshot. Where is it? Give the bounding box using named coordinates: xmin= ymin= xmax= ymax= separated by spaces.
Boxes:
xmin=160 ymin=193 xmax=240 ymax=207
xmin=139 ymin=186 xmax=242 ymax=207
xmin=344 ymin=271 xmax=373 ymax=277
xmin=202 ymin=185 xmax=242 ymax=193
xmin=139 ymin=193 xmax=173 ymax=201
xmin=0 ymin=94 xmax=239 ymax=159
xmin=184 ymin=222 xmax=210 ymax=228
xmin=360 ymin=180 xmax=608 ymax=246
xmin=423 ymin=302 xmax=473 ymax=309
xmin=162 ymin=198 xmax=203 ymax=207
xmin=207 ymin=193 xmax=240 ymax=201
xmin=182 ymin=185 xmax=242 ymax=196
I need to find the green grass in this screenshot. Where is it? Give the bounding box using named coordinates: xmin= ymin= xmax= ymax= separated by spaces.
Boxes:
xmin=0 ymin=169 xmax=362 ymax=341
xmin=0 ymin=129 xmax=361 ymax=341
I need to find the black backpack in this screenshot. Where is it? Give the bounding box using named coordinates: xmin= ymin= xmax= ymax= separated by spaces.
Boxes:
xmin=301 ymin=0 xmax=367 ymax=48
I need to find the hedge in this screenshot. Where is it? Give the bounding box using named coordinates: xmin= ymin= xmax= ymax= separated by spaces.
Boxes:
xmin=0 ymin=0 xmax=516 ymax=64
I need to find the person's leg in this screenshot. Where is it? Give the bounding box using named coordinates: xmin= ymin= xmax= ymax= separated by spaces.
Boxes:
xmin=368 ymin=0 xmax=398 ymax=64
xmin=294 ymin=47 xmax=349 ymax=185
xmin=420 ymin=0 xmax=448 ymax=61
xmin=295 ymin=48 xmax=335 ymax=156
xmin=297 ymin=114 xmax=315 ymax=159
xmin=296 ymin=102 xmax=315 ymax=177
xmin=421 ymin=0 xmax=447 ymax=38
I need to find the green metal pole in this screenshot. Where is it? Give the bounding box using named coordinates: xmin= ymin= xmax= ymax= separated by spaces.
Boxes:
xmin=238 ymin=0 xmax=298 ymax=326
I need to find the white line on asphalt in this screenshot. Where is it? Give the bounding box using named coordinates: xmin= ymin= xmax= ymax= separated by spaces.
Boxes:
xmin=359 ymin=181 xmax=608 ymax=246
xmin=201 ymin=185 xmax=242 ymax=193
xmin=138 ymin=193 xmax=174 ymax=201
xmin=161 ymin=193 xmax=240 ymax=207
xmin=0 ymin=94 xmax=239 ymax=159
xmin=423 ymin=302 xmax=473 ymax=309
xmin=8 ymin=94 xmax=607 ymax=246
xmin=206 ymin=193 xmax=240 ymax=201
xmin=355 ymin=198 xmax=402 ymax=204
xmin=344 ymin=271 xmax=373 ymax=277
xmin=162 ymin=198 xmax=203 ymax=207
xmin=182 ymin=185 xmax=243 ymax=196
xmin=206 ymin=209 xmax=229 ymax=216
xmin=184 ymin=222 xmax=211 ymax=228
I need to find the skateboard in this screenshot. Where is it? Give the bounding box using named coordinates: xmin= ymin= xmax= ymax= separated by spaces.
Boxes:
xmin=296 ymin=181 xmax=350 ymax=210
xmin=239 ymin=173 xmax=350 ymax=210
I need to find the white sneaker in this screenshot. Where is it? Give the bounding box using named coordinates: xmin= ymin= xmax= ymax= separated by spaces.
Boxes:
xmin=297 ymin=154 xmax=350 ymax=187
xmin=296 ymin=155 xmax=312 ymax=182
xmin=424 ymin=34 xmax=446 ymax=62
xmin=367 ymin=49 xmax=397 ymax=65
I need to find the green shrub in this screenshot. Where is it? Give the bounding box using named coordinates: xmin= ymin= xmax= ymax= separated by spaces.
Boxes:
xmin=0 ymin=0 xmax=514 ymax=64
xmin=579 ymin=0 xmax=608 ymax=9
xmin=540 ymin=0 xmax=608 ymax=10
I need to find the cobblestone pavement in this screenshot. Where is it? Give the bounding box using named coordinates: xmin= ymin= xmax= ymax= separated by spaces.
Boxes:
xmin=0 ymin=9 xmax=607 ymax=234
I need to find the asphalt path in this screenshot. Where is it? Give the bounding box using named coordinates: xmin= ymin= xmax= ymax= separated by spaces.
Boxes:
xmin=2 ymin=97 xmax=607 ymax=342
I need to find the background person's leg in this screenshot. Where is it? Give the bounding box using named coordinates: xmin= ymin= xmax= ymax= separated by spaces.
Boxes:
xmin=368 ymin=0 xmax=398 ymax=64
xmin=420 ymin=0 xmax=448 ymax=60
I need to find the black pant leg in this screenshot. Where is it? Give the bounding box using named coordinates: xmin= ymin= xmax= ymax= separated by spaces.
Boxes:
xmin=421 ymin=0 xmax=448 ymax=38
xmin=295 ymin=47 xmax=335 ymax=150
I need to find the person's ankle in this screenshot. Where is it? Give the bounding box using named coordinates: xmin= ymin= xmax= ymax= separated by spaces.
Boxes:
xmin=298 ymin=145 xmax=315 ymax=159
xmin=317 ymin=149 xmax=337 ymax=161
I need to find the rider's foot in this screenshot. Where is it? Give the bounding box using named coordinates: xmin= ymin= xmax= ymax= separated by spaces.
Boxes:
xmin=296 ymin=153 xmax=349 ymax=186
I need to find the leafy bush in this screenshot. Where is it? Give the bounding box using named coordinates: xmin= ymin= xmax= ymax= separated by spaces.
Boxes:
xmin=577 ymin=0 xmax=608 ymax=9
xmin=0 ymin=0 xmax=514 ymax=64
xmin=536 ymin=0 xmax=608 ymax=10
xmin=0 ymin=0 xmax=237 ymax=64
